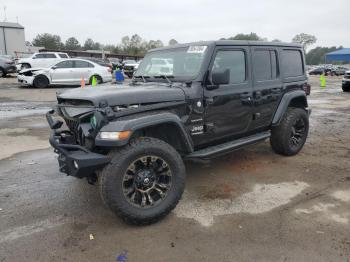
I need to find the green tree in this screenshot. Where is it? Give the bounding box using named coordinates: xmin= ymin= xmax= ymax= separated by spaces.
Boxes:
xmin=121 ymin=36 xmax=131 ymax=50
xmin=305 ymin=46 xmax=342 ymax=65
xmin=83 ymin=38 xmax=95 ymax=50
xmin=65 ymin=37 xmax=81 ymax=50
xmin=147 ymin=40 xmax=164 ymax=49
xmin=168 ymin=39 xmax=178 ymax=45
xmin=227 ymin=32 xmax=263 ymax=41
xmin=32 ymin=33 xmax=64 ymax=49
xmin=103 ymin=44 xmax=122 ymax=54
xmin=292 ymin=33 xmax=317 ymax=50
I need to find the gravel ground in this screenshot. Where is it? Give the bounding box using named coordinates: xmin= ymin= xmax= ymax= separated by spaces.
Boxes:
xmin=0 ymin=75 xmax=349 ymax=262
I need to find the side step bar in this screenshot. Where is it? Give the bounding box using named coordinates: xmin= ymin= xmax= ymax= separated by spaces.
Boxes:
xmin=186 ymin=131 xmax=271 ymax=159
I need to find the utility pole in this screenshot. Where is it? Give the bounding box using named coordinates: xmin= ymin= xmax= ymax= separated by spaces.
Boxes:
xmin=3 ymin=6 xmax=7 ymax=22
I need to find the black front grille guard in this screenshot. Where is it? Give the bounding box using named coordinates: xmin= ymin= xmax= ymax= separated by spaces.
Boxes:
xmin=47 ymin=110 xmax=110 ymax=178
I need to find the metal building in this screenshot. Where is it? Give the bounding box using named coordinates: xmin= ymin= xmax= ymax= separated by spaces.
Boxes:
xmin=0 ymin=22 xmax=26 ymax=56
xmin=325 ymin=48 xmax=350 ymax=63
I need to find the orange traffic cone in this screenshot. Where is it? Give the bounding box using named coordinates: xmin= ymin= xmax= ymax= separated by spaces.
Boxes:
xmin=81 ymin=78 xmax=85 ymax=88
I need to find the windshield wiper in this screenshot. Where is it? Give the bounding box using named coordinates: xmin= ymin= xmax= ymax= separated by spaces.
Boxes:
xmin=132 ymin=75 xmax=150 ymax=83
xmin=154 ymin=75 xmax=174 ymax=85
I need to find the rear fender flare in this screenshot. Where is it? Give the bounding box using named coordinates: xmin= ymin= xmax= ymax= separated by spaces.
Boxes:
xmin=272 ymin=90 xmax=308 ymax=126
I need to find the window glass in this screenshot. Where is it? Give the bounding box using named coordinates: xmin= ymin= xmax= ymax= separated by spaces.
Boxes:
xmin=136 ymin=46 xmax=207 ymax=78
xmin=212 ymin=50 xmax=246 ymax=84
xmin=55 ymin=61 xmax=74 ymax=68
xmin=253 ymin=50 xmax=279 ymax=81
xmin=59 ymin=54 xmax=68 ymax=58
xmin=282 ymin=50 xmax=304 ymax=77
xmin=152 ymin=59 xmax=166 ymax=65
xmin=75 ymin=60 xmax=93 ymax=68
xmin=271 ymin=51 xmax=278 ymax=79
xmin=34 ymin=54 xmax=45 ymax=59
xmin=254 ymin=50 xmax=271 ymax=81
xmin=44 ymin=54 xmax=57 ymax=58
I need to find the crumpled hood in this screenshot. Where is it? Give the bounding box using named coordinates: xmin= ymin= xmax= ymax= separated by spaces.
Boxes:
xmin=57 ymin=83 xmax=186 ymax=106
xmin=19 ymin=67 xmax=48 ymax=74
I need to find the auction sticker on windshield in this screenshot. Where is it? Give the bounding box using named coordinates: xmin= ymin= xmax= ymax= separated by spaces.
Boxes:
xmin=187 ymin=46 xmax=207 ymax=53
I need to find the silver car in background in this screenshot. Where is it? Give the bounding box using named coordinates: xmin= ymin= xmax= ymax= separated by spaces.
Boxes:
xmin=0 ymin=56 xmax=17 ymax=77
xmin=17 ymin=59 xmax=112 ymax=88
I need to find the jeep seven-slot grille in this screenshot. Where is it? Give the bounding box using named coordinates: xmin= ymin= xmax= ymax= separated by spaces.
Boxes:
xmin=65 ymin=118 xmax=81 ymax=143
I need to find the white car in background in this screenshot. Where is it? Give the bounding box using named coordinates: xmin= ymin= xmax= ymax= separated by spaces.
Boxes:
xmin=122 ymin=59 xmax=140 ymax=78
xmin=17 ymin=59 xmax=112 ymax=88
xmin=145 ymin=58 xmax=173 ymax=75
xmin=17 ymin=52 xmax=70 ymax=70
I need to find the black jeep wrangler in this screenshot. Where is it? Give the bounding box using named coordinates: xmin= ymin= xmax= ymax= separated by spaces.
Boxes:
xmin=47 ymin=40 xmax=311 ymax=225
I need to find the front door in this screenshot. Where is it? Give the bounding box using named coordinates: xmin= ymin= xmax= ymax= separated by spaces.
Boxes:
xmin=203 ymin=47 xmax=254 ymax=144
xmin=50 ymin=60 xmax=75 ymax=84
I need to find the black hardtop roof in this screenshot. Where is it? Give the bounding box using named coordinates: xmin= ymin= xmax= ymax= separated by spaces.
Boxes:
xmin=150 ymin=40 xmax=302 ymax=52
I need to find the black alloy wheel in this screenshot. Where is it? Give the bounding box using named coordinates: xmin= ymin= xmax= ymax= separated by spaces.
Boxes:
xmin=122 ymin=155 xmax=172 ymax=209
xmin=289 ymin=118 xmax=306 ymax=150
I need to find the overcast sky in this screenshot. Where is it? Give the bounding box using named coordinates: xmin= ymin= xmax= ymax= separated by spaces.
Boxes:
xmin=1 ymin=0 xmax=350 ymax=48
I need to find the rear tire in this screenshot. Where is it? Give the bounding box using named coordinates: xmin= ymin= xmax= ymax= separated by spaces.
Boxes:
xmin=99 ymin=137 xmax=186 ymax=225
xmin=89 ymin=75 xmax=103 ymax=85
xmin=33 ymin=75 xmax=49 ymax=88
xmin=0 ymin=68 xmax=5 ymax=78
xmin=270 ymin=108 xmax=309 ymax=156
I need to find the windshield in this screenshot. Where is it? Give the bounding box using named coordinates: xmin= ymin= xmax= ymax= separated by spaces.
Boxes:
xmin=135 ymin=46 xmax=208 ymax=79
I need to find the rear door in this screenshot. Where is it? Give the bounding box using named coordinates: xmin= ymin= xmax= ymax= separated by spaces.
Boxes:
xmin=251 ymin=47 xmax=283 ymax=129
xmin=31 ymin=53 xmax=46 ymax=68
xmin=50 ymin=60 xmax=75 ymax=84
xmin=44 ymin=53 xmax=59 ymax=68
xmin=73 ymin=60 xmax=94 ymax=83
xmin=202 ymin=46 xmax=254 ymax=144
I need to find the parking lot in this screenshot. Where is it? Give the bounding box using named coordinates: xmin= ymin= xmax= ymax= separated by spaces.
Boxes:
xmin=0 ymin=75 xmax=349 ymax=261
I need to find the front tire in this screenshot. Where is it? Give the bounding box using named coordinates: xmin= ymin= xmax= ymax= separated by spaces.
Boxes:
xmin=33 ymin=75 xmax=49 ymax=88
xmin=342 ymin=85 xmax=350 ymax=92
xmin=99 ymin=137 xmax=186 ymax=225
xmin=270 ymin=108 xmax=309 ymax=156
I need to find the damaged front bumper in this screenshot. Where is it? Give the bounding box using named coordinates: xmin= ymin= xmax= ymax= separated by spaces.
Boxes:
xmin=17 ymin=74 xmax=34 ymax=85
xmin=46 ymin=110 xmax=111 ymax=178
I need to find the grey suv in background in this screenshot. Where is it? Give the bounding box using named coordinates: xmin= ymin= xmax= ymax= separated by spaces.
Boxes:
xmin=0 ymin=56 xmax=17 ymax=77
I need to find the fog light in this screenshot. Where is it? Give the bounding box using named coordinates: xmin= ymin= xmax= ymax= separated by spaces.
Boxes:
xmin=99 ymin=131 xmax=131 ymax=140
xmin=73 ymin=160 xmax=79 ymax=169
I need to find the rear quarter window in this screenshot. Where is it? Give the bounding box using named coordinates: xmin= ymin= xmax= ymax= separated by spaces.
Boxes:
xmin=281 ymin=49 xmax=304 ymax=77
xmin=44 ymin=54 xmax=57 ymax=58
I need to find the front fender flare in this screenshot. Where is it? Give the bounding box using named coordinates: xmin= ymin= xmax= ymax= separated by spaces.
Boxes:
xmin=95 ymin=112 xmax=194 ymax=152
xmin=272 ymin=90 xmax=308 ymax=126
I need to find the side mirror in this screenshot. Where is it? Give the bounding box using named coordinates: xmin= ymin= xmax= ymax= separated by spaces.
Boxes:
xmin=212 ymin=69 xmax=230 ymax=85
xmin=51 ymin=66 xmax=57 ymax=70
xmin=32 ymin=56 xmax=37 ymax=59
